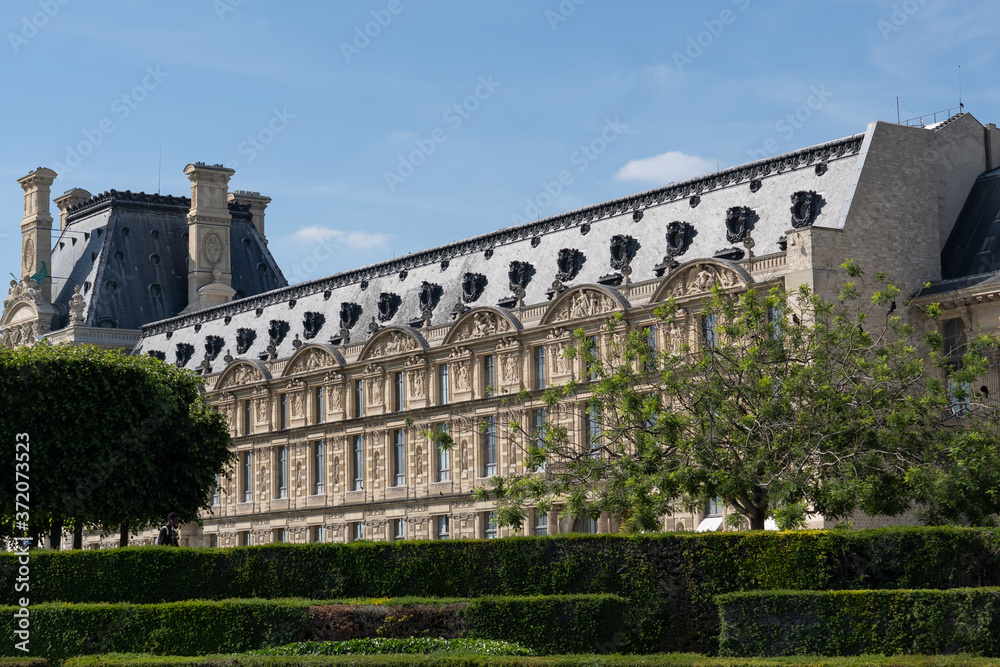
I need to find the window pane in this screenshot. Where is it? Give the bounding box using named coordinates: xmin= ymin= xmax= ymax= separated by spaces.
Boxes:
xmin=353 ymin=435 xmax=364 ymax=490
xmin=278 ymin=446 xmax=288 ymax=498
xmin=394 ymin=429 xmax=406 ymax=486
xmin=483 ymin=416 xmax=496 ymax=476
xmin=315 ymin=387 xmax=324 ymax=424
xmin=534 ymin=346 xmax=546 ymax=390
xmin=484 ymin=355 xmax=495 ymax=397
xmin=438 ymin=364 xmax=449 ymax=405
xmin=436 ymin=515 xmax=450 ymax=539
xmin=533 ymin=510 xmax=548 ymax=536
xmin=483 ymin=511 xmax=497 ymax=539
xmin=436 ymin=423 xmax=450 ymax=482
xmin=313 ymin=442 xmax=325 ymax=495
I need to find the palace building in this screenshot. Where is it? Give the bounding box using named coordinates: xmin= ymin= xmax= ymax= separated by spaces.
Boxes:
xmin=4 ymin=113 xmax=1000 ymax=547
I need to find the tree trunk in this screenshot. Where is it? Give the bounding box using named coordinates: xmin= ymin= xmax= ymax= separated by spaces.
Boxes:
xmin=49 ymin=518 xmax=63 ymax=550
xmin=119 ymin=521 xmax=129 ymax=548
xmin=72 ymin=523 xmax=83 ymax=550
xmin=748 ymin=514 xmax=766 ymax=530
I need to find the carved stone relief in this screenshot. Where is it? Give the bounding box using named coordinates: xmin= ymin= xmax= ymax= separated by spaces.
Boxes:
xmin=551 ymin=289 xmax=618 ymax=323
xmin=219 ymin=363 xmax=264 ymax=388
xmin=288 ymin=349 xmax=334 ymax=374
xmin=664 ymin=263 xmax=743 ymax=300
xmin=454 ymin=311 xmax=512 ymax=341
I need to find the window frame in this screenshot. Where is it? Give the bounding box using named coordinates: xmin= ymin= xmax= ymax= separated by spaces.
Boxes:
xmin=352 ymin=434 xmax=364 ymax=491
xmin=312 ymin=441 xmax=325 ymax=495
xmin=482 ymin=415 xmax=497 ymax=477
xmin=393 ymin=428 xmax=406 ymax=487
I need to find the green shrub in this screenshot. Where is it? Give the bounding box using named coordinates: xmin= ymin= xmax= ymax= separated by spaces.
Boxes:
xmin=462 ymin=595 xmax=625 ymax=655
xmin=247 ymin=637 xmax=534 ymax=656
xmin=0 ymin=659 xmax=49 ymax=666
xmin=9 ymin=528 xmax=1000 ymax=654
xmin=61 ymin=652 xmax=1000 ymax=666
xmin=0 ymin=595 xmax=616 ymax=661
xmin=717 ymin=588 xmax=1000 ymax=657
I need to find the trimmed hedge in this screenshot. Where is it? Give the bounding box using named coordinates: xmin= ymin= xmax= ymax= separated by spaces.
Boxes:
xmin=61 ymin=653 xmax=1000 ymax=666
xmin=0 ymin=660 xmax=48 ymax=666
xmin=0 ymin=596 xmax=622 ymax=661
xmin=9 ymin=528 xmax=1000 ymax=652
xmin=717 ymin=588 xmax=1000 ymax=657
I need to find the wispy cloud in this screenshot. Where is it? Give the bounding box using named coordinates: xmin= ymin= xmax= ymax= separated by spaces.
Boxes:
xmin=614 ymin=151 xmax=717 ymax=184
xmin=290 ymin=225 xmax=391 ymax=249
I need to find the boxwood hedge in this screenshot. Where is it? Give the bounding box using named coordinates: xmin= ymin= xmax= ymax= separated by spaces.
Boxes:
xmin=0 ymin=595 xmax=623 ymax=662
xmin=717 ymin=588 xmax=1000 ymax=657
xmin=7 ymin=528 xmax=1000 ymax=653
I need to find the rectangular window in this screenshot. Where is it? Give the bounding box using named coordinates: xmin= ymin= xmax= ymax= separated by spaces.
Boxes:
xmin=703 ymin=313 xmax=718 ymax=349
xmin=243 ymin=400 xmax=253 ymax=436
xmin=768 ymin=306 xmax=783 ymax=340
xmin=534 ymin=345 xmax=546 ymax=390
xmin=394 ymin=371 xmax=405 ymax=412
xmin=586 ymin=335 xmax=598 ymax=381
xmin=207 ymin=534 xmax=218 ymax=548
xmin=643 ymin=325 xmax=657 ymax=372
xmin=438 ymin=364 xmax=449 ymax=405
xmin=483 ymin=355 xmax=495 ymax=397
xmin=706 ymin=497 xmax=723 ymax=517
xmin=584 ymin=405 xmax=601 ymax=457
xmin=314 ymin=387 xmax=325 ymax=424
xmin=435 ymin=515 xmax=450 ymax=540
xmin=532 ymin=408 xmax=547 ymax=472
xmin=533 ymin=510 xmax=548 ymax=536
xmin=313 ymin=442 xmax=325 ymax=495
xmin=393 ymin=518 xmax=406 ymax=541
xmin=211 ymin=474 xmax=220 ymax=506
xmin=242 ymin=451 xmax=253 ymax=503
xmin=352 ymin=434 xmax=364 ymax=491
xmin=483 ymin=511 xmax=497 ymax=539
xmin=949 ymin=378 xmax=972 ymax=416
xmin=351 ymin=521 xmax=364 ymax=542
xmin=393 ymin=429 xmax=406 ymax=487
xmin=277 ymin=445 xmax=288 ymax=499
xmin=482 ymin=415 xmax=497 ymax=477
xmin=240 ymin=531 xmax=251 ymax=546
xmin=435 ymin=423 xmax=450 ymax=482
xmin=311 ymin=525 xmax=325 ymax=543
xmin=279 ymin=394 xmax=288 ymax=430
xmin=273 ymin=528 xmax=287 ymax=543
xmin=354 ymin=379 xmax=365 ymax=418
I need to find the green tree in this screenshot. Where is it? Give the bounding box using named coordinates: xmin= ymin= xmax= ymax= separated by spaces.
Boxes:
xmin=468 ymin=262 xmax=1000 ymax=531
xmin=0 ymin=342 xmax=233 ymax=548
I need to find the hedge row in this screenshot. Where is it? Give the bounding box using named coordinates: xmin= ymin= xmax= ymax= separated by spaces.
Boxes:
xmin=61 ymin=653 xmax=1000 ymax=666
xmin=717 ymin=588 xmax=1000 ymax=657
xmin=0 ymin=660 xmax=48 ymax=667
xmin=8 ymin=528 xmax=1000 ymax=652
xmin=0 ymin=596 xmax=623 ymax=661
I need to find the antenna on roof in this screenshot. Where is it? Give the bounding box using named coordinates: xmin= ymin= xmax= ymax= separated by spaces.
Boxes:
xmin=959 ymin=65 xmax=964 ymax=111
xmin=896 ymin=97 xmax=900 ymax=124
xmin=157 ymin=145 xmax=162 ymax=194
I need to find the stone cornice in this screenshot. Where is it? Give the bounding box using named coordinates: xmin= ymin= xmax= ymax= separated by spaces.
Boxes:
xmin=65 ymin=190 xmax=191 ymax=223
xmin=140 ymin=133 xmax=864 ymax=336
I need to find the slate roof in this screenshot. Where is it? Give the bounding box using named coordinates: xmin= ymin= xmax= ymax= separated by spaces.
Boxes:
xmin=941 ymin=166 xmax=1000 ymax=280
xmin=49 ymin=190 xmax=286 ymax=331
xmin=136 ymin=133 xmax=865 ymax=370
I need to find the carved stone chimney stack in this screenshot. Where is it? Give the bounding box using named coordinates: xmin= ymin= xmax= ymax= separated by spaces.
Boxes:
xmin=17 ymin=167 xmax=57 ymax=302
xmin=182 ymin=162 xmax=237 ymax=313
xmin=53 ymin=188 xmax=93 ymax=231
xmin=228 ymin=190 xmax=271 ymax=241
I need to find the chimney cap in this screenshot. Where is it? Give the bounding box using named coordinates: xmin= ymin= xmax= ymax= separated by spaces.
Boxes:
xmin=184 ymin=162 xmax=235 ymax=175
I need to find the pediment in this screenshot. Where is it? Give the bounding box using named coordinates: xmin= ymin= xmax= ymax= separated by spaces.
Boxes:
xmin=541 ymin=285 xmax=629 ymax=325
xmin=216 ymin=360 xmax=271 ymax=389
xmin=444 ymin=307 xmax=522 ymax=345
xmin=651 ymin=258 xmax=753 ymax=303
xmin=360 ymin=326 xmax=427 ymax=361
xmin=282 ymin=344 xmax=344 ymax=377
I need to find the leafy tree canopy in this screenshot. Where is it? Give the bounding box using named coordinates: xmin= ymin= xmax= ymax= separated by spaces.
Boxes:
xmin=450 ymin=261 xmax=1000 ymax=531
xmin=0 ymin=342 xmax=233 ymax=545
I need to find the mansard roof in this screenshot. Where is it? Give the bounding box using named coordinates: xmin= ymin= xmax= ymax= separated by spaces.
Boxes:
xmin=941 ymin=166 xmax=1000 ymax=281
xmin=49 ymin=190 xmax=286 ymax=331
xmin=137 ymin=133 xmax=865 ymax=369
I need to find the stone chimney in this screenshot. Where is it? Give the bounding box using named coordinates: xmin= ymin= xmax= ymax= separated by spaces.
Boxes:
xmin=53 ymin=188 xmax=93 ymax=230
xmin=228 ymin=190 xmax=271 ymax=241
xmin=17 ymin=167 xmax=57 ymax=302
xmin=183 ymin=162 xmax=236 ymax=313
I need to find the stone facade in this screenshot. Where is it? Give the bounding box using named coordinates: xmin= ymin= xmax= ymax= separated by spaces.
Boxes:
xmin=6 ymin=114 xmax=1000 ymax=549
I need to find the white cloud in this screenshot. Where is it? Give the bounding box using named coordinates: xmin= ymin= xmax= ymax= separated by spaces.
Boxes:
xmin=614 ymin=151 xmax=717 ymax=184
xmin=290 ymin=225 xmax=391 ymax=249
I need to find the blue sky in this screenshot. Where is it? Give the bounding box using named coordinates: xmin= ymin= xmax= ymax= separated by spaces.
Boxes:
xmin=2 ymin=0 xmax=998 ymax=286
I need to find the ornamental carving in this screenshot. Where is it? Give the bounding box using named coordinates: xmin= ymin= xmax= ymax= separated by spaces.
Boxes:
xmin=287 ymin=349 xmax=334 ymax=375
xmin=4 ymin=278 xmax=42 ymax=309
xmin=218 ymin=363 xmax=266 ymax=388
xmin=405 ymin=355 xmax=427 ymax=399
xmin=366 ymin=330 xmax=418 ymax=359
xmin=545 ymin=328 xmax=572 ymax=375
xmin=448 ymin=347 xmax=472 ymax=391
xmin=508 ymin=261 xmax=534 ymax=292
xmin=725 ymin=206 xmax=755 ymax=244
xmin=461 ymin=273 xmax=486 ymax=303
xmin=236 ymin=328 xmax=256 ymax=355
xmin=550 ymin=289 xmax=618 ymax=323
xmin=0 ymin=321 xmax=37 ymax=349
xmin=556 ymin=249 xmax=583 ymax=282
xmin=22 ymin=238 xmax=34 ymax=274
xmin=453 ymin=311 xmax=512 ymax=341
xmin=287 ymin=379 xmax=305 ymax=417
xmin=340 ymin=302 xmax=362 ymax=330
xmin=665 ymin=221 xmax=693 ymax=257
xmin=790 ymin=191 xmax=823 ymax=228
xmin=609 ymin=235 xmax=638 ymax=270
xmin=303 ymin=312 xmax=326 ymax=339
xmin=499 ymin=351 xmax=520 ymax=384
xmin=663 ymin=263 xmax=744 ymax=300
xmin=69 ymin=286 xmax=86 ymax=324
xmin=419 ymin=282 xmax=442 ymax=313
xmin=268 ymin=320 xmax=290 ymax=346
xmin=378 ymin=292 xmax=401 ymax=321
xmin=203 ymin=231 xmax=224 ymax=266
